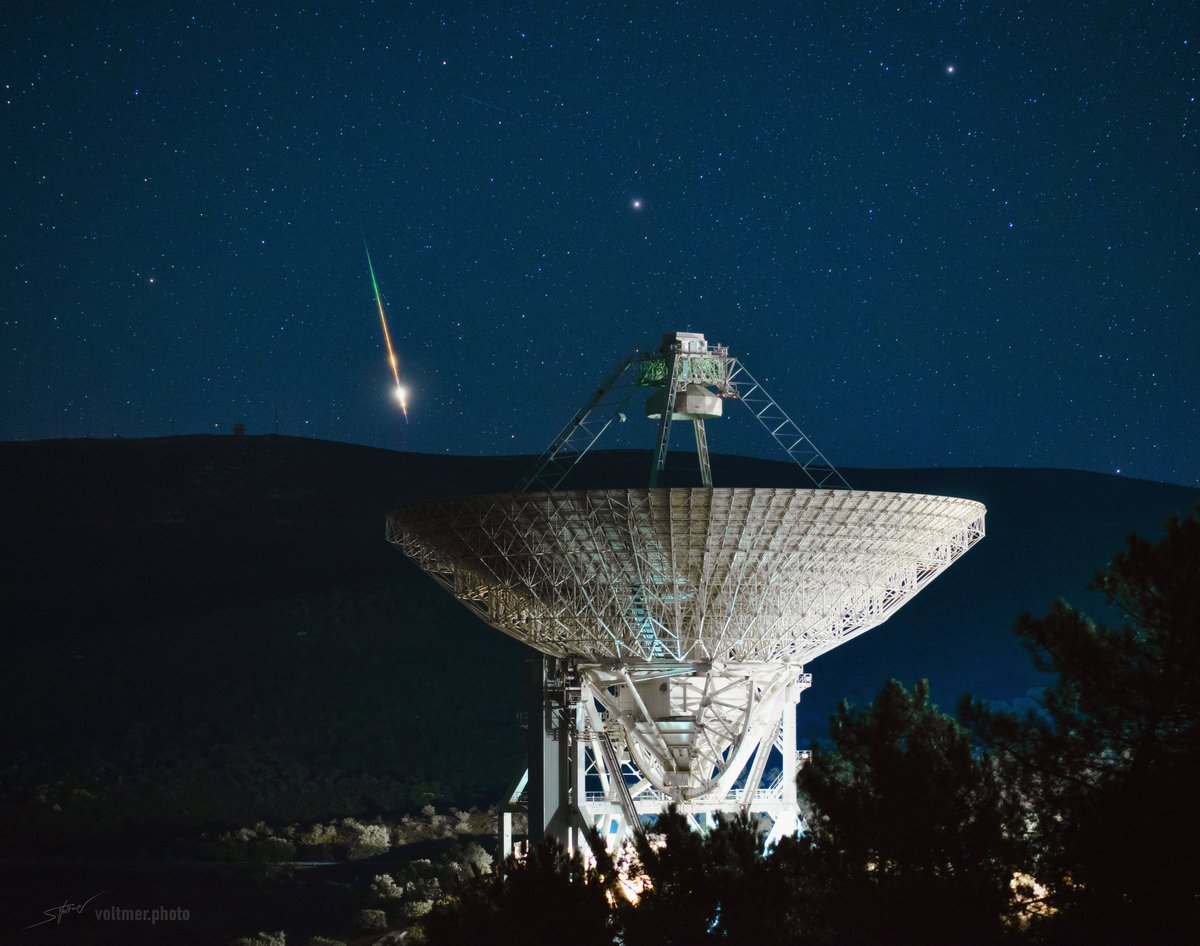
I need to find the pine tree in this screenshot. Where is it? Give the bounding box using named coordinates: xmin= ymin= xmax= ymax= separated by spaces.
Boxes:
xmin=619 ymin=807 xmax=808 ymax=946
xmin=961 ymin=507 xmax=1200 ymax=944
xmin=800 ymin=679 xmax=1024 ymax=946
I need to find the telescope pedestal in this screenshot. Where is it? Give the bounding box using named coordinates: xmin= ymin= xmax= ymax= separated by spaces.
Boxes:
xmin=501 ymin=655 xmax=812 ymax=858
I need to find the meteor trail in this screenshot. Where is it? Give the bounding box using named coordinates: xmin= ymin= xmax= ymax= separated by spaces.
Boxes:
xmin=364 ymin=243 xmax=408 ymax=421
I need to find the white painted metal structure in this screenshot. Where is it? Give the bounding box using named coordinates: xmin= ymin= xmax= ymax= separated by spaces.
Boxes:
xmin=386 ymin=332 xmax=986 ymax=854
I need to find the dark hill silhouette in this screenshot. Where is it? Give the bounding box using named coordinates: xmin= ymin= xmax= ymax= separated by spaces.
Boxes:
xmin=1 ymin=434 xmax=1196 ymax=848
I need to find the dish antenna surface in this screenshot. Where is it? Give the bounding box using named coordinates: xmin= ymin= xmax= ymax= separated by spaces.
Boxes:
xmin=388 ymin=332 xmax=985 ymax=853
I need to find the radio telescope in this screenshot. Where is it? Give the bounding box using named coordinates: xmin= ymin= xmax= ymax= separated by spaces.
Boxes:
xmin=387 ymin=332 xmax=985 ymax=854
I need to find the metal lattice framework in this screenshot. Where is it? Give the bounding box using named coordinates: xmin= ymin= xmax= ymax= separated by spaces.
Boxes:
xmin=387 ymin=488 xmax=985 ymax=666
xmin=387 ymin=486 xmax=985 ymax=818
xmin=724 ymin=359 xmax=849 ymax=490
xmin=513 ymin=333 xmax=851 ymax=493
xmin=515 ymin=354 xmax=641 ymax=494
xmin=388 ymin=331 xmax=987 ymax=854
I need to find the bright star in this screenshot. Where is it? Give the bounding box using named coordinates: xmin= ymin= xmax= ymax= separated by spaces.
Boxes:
xmin=946 ymin=64 xmax=956 ymax=74
xmin=631 ymin=198 xmax=643 ymax=210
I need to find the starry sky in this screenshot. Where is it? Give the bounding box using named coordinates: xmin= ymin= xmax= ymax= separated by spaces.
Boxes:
xmin=3 ymin=1 xmax=1197 ymax=485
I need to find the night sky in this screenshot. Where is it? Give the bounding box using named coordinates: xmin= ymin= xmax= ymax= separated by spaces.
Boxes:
xmin=3 ymin=2 xmax=1197 ymax=485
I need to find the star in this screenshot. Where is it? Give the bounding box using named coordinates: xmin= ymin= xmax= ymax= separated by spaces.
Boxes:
xmin=631 ymin=198 xmax=643 ymax=211
xmin=946 ymin=64 xmax=956 ymax=74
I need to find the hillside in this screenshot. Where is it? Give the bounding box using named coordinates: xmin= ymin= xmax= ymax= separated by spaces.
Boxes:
xmin=1 ymin=434 xmax=1196 ymax=852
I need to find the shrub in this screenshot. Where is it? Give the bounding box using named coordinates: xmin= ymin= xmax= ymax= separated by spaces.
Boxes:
xmin=345 ymin=821 xmax=390 ymax=860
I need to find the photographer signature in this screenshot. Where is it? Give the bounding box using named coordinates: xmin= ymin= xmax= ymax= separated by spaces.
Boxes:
xmin=24 ymin=891 xmax=105 ymax=929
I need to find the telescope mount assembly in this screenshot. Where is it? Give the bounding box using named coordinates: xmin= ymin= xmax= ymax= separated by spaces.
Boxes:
xmin=387 ymin=331 xmax=986 ymax=856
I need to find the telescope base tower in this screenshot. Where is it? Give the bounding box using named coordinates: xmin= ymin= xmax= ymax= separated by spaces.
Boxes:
xmin=500 ymin=654 xmax=811 ymax=858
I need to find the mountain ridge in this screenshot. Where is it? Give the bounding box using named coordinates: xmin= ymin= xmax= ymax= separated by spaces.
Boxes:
xmin=1 ymin=434 xmax=1195 ymax=838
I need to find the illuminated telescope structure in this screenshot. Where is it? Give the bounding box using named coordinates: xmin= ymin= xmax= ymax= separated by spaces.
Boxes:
xmin=387 ymin=332 xmax=985 ymax=853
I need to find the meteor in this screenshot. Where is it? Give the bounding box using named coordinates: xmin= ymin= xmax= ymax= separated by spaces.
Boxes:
xmin=364 ymin=243 xmax=408 ymax=421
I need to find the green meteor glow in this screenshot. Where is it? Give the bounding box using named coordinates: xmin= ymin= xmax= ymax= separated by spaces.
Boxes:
xmin=365 ymin=243 xmax=407 ymax=420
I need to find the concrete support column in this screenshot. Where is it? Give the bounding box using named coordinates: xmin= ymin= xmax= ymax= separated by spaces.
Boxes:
xmin=528 ymin=655 xmax=573 ymax=848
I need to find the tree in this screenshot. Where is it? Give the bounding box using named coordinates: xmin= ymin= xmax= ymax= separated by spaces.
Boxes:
xmin=799 ymin=679 xmax=1024 ymax=946
xmin=619 ymin=807 xmax=809 ymax=946
xmin=961 ymin=508 xmax=1200 ymax=944
xmin=618 ymin=806 xmax=717 ymax=946
xmin=699 ymin=811 xmax=814 ymax=945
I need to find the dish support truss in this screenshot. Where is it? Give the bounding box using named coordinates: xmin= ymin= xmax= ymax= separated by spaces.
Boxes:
xmin=515 ymin=333 xmax=851 ymax=494
xmin=388 ymin=486 xmax=987 ymax=857
xmin=500 ymin=656 xmax=814 ymax=859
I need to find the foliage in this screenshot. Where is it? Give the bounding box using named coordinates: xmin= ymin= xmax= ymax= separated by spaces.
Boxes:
xmin=231 ymin=933 xmax=286 ymax=946
xmin=422 ymin=834 xmax=618 ymax=946
xmin=370 ymin=873 xmax=406 ymax=900
xmin=960 ymin=507 xmax=1200 ymax=944
xmin=619 ymin=807 xmax=809 ymax=946
xmin=354 ymin=908 xmax=388 ymax=930
xmin=798 ymin=679 xmax=1024 ymax=945
xmin=208 ymin=805 xmax=494 ymax=865
xmin=346 ymin=821 xmax=391 ymax=860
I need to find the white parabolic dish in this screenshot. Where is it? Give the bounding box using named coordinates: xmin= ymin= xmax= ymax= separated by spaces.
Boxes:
xmin=387 ymin=487 xmax=986 ymax=667
xmin=390 ymin=336 xmax=989 ymax=819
